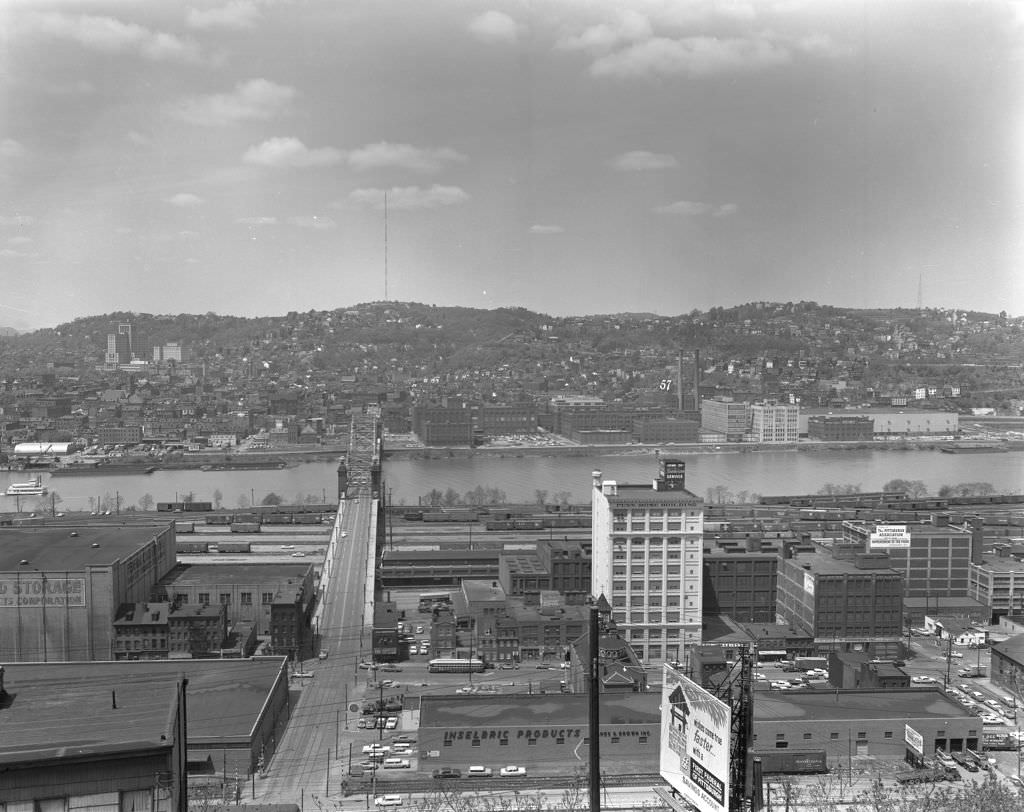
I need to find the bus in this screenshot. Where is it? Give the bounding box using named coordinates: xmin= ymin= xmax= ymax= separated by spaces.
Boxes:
xmin=418 ymin=591 xmax=452 ymax=612
xmin=428 ymin=658 xmax=486 ymax=673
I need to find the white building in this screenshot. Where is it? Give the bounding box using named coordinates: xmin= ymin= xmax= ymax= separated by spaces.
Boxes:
xmin=750 ymin=401 xmax=800 ymax=443
xmin=591 ymin=458 xmax=704 ymax=666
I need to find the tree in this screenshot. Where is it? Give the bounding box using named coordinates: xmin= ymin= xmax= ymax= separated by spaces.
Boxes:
xmin=261 ymin=492 xmax=283 ymax=506
xmin=237 ymin=494 xmax=250 ymax=509
xmin=883 ymin=479 xmax=929 ymax=498
xmin=138 ymin=493 xmax=155 ymax=512
xmin=212 ymin=488 xmax=223 ymax=509
xmin=442 ymin=487 xmax=461 ymax=507
xmin=534 ymin=489 xmax=549 ymax=506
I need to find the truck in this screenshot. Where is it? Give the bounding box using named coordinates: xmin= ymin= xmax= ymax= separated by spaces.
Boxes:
xmin=794 ymin=656 xmax=828 ymax=671
xmin=895 ymin=766 xmax=959 ymax=784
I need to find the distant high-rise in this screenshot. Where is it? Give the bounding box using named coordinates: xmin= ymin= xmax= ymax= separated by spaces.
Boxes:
xmin=105 ymin=322 xmax=133 ymax=365
xmin=591 ymin=458 xmax=704 ymax=666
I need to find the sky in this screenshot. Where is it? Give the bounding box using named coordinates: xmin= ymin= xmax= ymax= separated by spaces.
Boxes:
xmin=1 ymin=0 xmax=1022 ymax=330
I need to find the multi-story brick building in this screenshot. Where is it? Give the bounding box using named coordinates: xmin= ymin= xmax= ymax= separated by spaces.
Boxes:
xmin=969 ymin=546 xmax=1024 ymax=622
xmin=702 ymin=542 xmax=779 ymax=623
xmin=776 ymin=547 xmax=904 ymax=657
xmin=807 ymin=414 xmax=874 ymax=441
xmin=841 ymin=514 xmax=980 ymax=599
xmin=591 ymin=458 xmax=704 ymax=665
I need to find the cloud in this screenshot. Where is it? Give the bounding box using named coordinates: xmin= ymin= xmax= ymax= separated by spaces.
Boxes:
xmin=655 ymin=200 xmax=738 ymax=216
xmin=22 ymin=11 xmax=202 ymax=63
xmin=186 ymin=1 xmax=262 ymax=30
xmin=165 ymin=193 xmax=204 ymax=207
xmin=0 ymin=248 xmax=36 ymax=258
xmin=347 ymin=142 xmax=467 ymax=174
xmin=236 ymin=216 xmax=278 ymax=225
xmin=170 ymin=79 xmax=295 ymax=126
xmin=468 ymin=11 xmax=520 ymax=44
xmin=126 ymin=130 xmax=151 ymax=145
xmin=0 ymin=139 xmax=27 ymax=159
xmin=611 ymin=150 xmax=678 ymax=171
xmin=557 ymin=10 xmax=652 ymax=53
xmin=349 ymin=185 xmax=470 ymax=210
xmin=243 ymin=137 xmax=343 ymax=168
xmin=590 ymin=35 xmax=791 ymax=78
xmin=287 ymin=215 xmax=337 ymax=230
xmin=7 ymin=236 xmax=33 ymax=246
xmin=529 ymin=224 xmax=565 ymax=234
xmin=0 ymin=215 xmax=36 ymax=227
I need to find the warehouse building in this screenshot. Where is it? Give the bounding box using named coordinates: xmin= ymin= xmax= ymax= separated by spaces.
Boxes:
xmin=753 ymin=688 xmax=979 ymax=761
xmin=2 ymin=656 xmax=290 ymax=778
xmin=0 ymin=665 xmax=187 ymax=811
xmin=0 ymin=523 xmax=178 ymax=661
xmin=417 ymin=693 xmax=659 ymax=775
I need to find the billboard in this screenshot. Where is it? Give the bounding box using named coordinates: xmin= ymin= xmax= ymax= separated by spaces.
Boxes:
xmin=661 ymin=664 xmax=731 ymax=812
xmin=904 ymin=724 xmax=923 ymax=754
xmin=869 ymin=524 xmax=911 ymax=549
xmin=803 ymin=572 xmax=815 ymax=596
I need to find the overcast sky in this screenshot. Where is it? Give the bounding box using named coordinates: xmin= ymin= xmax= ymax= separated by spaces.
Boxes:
xmin=1 ymin=0 xmax=1021 ymax=329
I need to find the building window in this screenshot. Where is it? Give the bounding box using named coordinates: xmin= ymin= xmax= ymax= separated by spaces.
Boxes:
xmin=775 ymin=742 xmax=788 ymax=749
xmin=198 ymin=593 xmax=210 ymax=605
xmin=241 ymin=592 xmax=253 ymax=606
xmin=803 ymin=733 xmax=812 ymax=740
xmin=884 ymin=732 xmax=893 ymax=739
xmin=830 ymin=732 xmax=839 ymax=740
xmin=527 ymin=738 xmax=537 ymax=745
xmin=262 ymin=592 xmax=274 ymax=604
xmin=220 ymin=593 xmax=231 ymax=605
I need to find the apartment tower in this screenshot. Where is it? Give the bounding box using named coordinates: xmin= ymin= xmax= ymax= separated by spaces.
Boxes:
xmin=591 ymin=458 xmax=704 ymax=665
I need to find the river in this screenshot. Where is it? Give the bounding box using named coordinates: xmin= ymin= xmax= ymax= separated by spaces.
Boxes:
xmin=1 ymin=448 xmax=1022 ymax=512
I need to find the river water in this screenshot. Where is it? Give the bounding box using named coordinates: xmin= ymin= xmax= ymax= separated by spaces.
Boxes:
xmin=2 ymin=448 xmax=1022 ymax=512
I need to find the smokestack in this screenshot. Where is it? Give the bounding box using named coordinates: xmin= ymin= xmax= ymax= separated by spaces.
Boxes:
xmin=677 ymin=352 xmax=684 ymax=413
xmin=693 ymin=349 xmax=701 ymax=412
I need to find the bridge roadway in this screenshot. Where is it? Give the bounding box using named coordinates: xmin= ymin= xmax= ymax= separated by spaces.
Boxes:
xmin=253 ymin=491 xmax=378 ymax=805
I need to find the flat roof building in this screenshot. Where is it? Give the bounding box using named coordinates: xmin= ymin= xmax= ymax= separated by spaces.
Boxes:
xmin=753 ymin=688 xmax=980 ymax=760
xmin=0 ymin=665 xmax=188 ymax=811
xmin=776 ymin=547 xmax=904 ymax=657
xmin=0 ymin=524 xmax=178 ymax=661
xmin=592 ymin=458 xmax=704 ymax=665
xmin=2 ymin=656 xmax=290 ymax=777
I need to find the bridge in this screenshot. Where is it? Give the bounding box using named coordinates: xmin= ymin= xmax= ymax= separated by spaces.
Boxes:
xmin=253 ymin=410 xmax=383 ymax=804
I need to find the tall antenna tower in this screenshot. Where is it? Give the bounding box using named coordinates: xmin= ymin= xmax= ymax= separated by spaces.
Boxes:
xmin=384 ymin=191 xmax=389 ymax=301
xmin=917 ymin=271 xmax=922 ymax=310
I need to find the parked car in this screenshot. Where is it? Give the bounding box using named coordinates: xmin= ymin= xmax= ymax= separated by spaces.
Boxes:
xmin=385 ymin=717 xmax=399 ymax=730
xmin=500 ymin=766 xmax=527 ymax=777
xmin=467 ymin=766 xmax=493 ymax=777
xmin=393 ymin=735 xmax=417 ymax=744
xmin=318 ymin=650 xmax=328 ymax=660
xmin=432 ymin=768 xmax=462 ymax=779
xmin=382 ymin=758 xmax=411 ymax=769
xmin=374 ymin=795 xmax=402 ymax=807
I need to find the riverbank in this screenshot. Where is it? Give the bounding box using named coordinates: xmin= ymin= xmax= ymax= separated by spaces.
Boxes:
xmin=381 ymin=438 xmax=1024 ymax=461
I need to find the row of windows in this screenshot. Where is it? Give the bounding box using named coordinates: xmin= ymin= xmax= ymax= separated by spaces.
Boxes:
xmin=765 ymin=728 xmax=977 ymax=742
xmin=193 ymin=592 xmax=276 ymax=605
xmin=613 ymin=509 xmax=700 ymax=519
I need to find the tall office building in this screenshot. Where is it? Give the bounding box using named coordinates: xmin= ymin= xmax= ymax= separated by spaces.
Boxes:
xmin=591 ymin=458 xmax=704 ymax=665
xmin=105 ymin=322 xmax=133 ymax=365
xmin=750 ymin=401 xmax=799 ymax=443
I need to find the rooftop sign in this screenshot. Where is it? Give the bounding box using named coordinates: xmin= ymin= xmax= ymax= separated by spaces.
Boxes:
xmin=869 ymin=524 xmax=910 ymax=549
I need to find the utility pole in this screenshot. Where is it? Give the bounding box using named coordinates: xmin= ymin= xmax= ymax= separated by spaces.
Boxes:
xmin=588 ymin=606 xmax=601 ymax=812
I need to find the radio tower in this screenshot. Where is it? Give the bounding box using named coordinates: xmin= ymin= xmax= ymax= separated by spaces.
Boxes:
xmin=384 ymin=191 xmax=389 ymax=301
xmin=917 ymin=271 xmax=922 ymax=311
